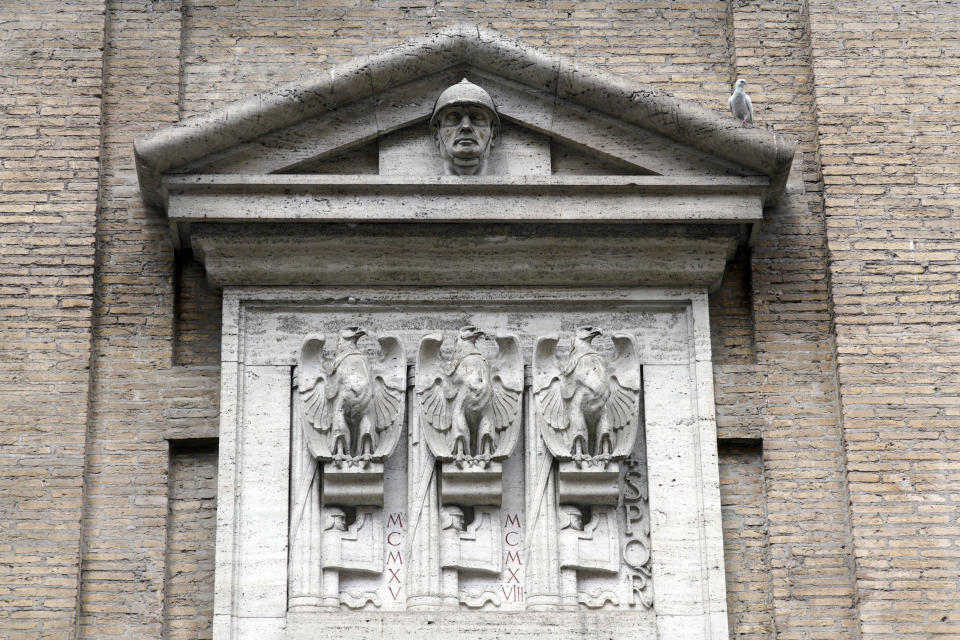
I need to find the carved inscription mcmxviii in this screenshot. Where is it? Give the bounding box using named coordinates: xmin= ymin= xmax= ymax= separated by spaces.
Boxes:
xmin=290 ymin=325 xmax=652 ymax=613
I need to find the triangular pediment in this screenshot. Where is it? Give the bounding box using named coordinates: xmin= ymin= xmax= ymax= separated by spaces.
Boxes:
xmin=135 ymin=24 xmax=793 ymax=210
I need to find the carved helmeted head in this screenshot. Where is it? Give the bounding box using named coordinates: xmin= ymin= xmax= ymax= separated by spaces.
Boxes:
xmin=558 ymin=504 xmax=583 ymax=531
xmin=430 ymin=79 xmax=500 ymax=176
xmin=323 ymin=507 xmax=348 ymax=531
xmin=441 ymin=505 xmax=465 ymax=531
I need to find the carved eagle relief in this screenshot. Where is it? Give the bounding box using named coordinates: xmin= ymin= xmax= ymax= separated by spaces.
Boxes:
xmin=295 ymin=327 xmax=405 ymax=463
xmin=415 ymin=326 xmax=522 ymax=464
xmin=533 ymin=326 xmax=642 ymax=462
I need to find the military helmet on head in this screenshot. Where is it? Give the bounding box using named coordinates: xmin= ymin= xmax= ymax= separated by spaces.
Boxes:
xmin=429 ymin=78 xmax=501 ymax=134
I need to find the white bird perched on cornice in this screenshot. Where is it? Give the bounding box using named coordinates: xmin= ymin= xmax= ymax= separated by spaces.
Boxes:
xmin=728 ymin=79 xmax=753 ymax=127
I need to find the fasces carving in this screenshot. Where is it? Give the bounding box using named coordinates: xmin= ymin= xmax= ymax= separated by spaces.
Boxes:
xmin=290 ymin=328 xmax=406 ymax=612
xmin=430 ymin=79 xmax=500 ymax=176
xmin=298 ymin=327 xmax=405 ymax=464
xmin=416 ymin=326 xmax=522 ymax=466
xmin=320 ymin=507 xmax=383 ymax=608
xmin=440 ymin=505 xmax=502 ymax=608
xmin=533 ymin=326 xmax=641 ymax=463
xmin=290 ymin=326 xmax=653 ymax=613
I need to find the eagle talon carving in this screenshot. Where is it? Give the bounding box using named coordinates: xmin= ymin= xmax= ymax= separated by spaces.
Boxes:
xmin=534 ymin=326 xmax=642 ymax=462
xmin=295 ymin=327 xmax=406 ymax=463
xmin=415 ymin=326 xmax=523 ymax=464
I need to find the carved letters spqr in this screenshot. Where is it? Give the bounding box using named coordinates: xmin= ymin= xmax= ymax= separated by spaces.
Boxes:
xmin=621 ymin=458 xmax=654 ymax=608
xmin=533 ymin=327 xmax=642 ymax=463
xmin=296 ymin=327 xmax=406 ymax=464
xmin=291 ymin=325 xmax=654 ymax=612
xmin=416 ymin=327 xmax=522 ymax=466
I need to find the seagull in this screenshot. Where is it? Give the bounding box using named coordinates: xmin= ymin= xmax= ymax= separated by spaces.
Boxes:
xmin=728 ymin=79 xmax=753 ymax=127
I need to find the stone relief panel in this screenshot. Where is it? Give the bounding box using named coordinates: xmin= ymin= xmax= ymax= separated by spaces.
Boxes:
xmin=527 ymin=327 xmax=651 ymax=611
xmin=289 ymin=328 xmax=407 ymax=611
xmin=533 ymin=327 xmax=642 ymax=463
xmin=286 ymin=320 xmax=654 ymax=614
xmin=415 ymin=327 xmax=523 ymax=465
xmin=409 ymin=327 xmax=525 ymax=610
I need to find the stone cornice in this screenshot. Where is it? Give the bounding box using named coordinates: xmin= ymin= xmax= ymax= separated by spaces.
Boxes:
xmin=134 ymin=23 xmax=794 ymax=211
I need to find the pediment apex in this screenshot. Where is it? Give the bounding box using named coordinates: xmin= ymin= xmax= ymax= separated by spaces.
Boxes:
xmin=135 ymin=23 xmax=794 ymax=210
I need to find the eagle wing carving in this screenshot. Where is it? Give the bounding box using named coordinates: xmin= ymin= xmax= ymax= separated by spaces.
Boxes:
xmin=415 ymin=333 xmax=454 ymax=459
xmin=488 ymin=334 xmax=523 ymax=460
xmin=533 ymin=334 xmax=575 ymax=459
xmin=606 ymin=333 xmax=642 ymax=459
xmin=369 ymin=335 xmax=406 ymax=459
xmin=297 ymin=336 xmax=333 ymax=459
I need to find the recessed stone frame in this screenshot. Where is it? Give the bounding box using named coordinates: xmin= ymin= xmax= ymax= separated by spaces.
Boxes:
xmin=214 ymin=286 xmax=727 ymax=640
xmin=132 ymin=24 xmax=797 ymax=640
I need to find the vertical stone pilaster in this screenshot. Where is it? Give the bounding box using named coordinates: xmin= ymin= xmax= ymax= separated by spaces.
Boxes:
xmin=406 ymin=400 xmax=441 ymax=608
xmin=523 ymin=389 xmax=561 ymax=610
xmin=288 ymin=389 xmax=323 ymax=610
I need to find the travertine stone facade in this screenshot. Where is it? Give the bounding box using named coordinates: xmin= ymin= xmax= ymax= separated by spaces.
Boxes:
xmin=1 ymin=2 xmax=957 ymax=640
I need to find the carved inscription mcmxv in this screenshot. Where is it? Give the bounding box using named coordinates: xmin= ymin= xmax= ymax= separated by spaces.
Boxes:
xmin=288 ymin=326 xmax=652 ymax=612
xmin=289 ymin=328 xmax=406 ymax=610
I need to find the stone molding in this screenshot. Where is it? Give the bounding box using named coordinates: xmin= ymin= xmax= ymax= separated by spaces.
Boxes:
xmin=215 ymin=287 xmax=728 ymax=639
xmin=134 ymin=23 xmax=794 ymax=211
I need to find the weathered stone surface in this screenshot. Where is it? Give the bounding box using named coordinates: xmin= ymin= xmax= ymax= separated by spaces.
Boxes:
xmin=6 ymin=5 xmax=954 ymax=640
xmin=287 ymin=610 xmax=657 ymax=639
xmin=215 ymin=287 xmax=720 ymax=637
xmin=189 ymin=221 xmax=744 ymax=289
xmin=134 ymin=25 xmax=794 ymax=211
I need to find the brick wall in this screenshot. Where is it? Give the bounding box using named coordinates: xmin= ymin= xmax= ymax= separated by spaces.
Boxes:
xmin=5 ymin=1 xmax=954 ymax=638
xmin=163 ymin=444 xmax=217 ymax=640
xmin=79 ymin=2 xmax=194 ymax=637
xmin=177 ymin=0 xmax=733 ymax=118
xmin=723 ymin=2 xmax=860 ymax=638
xmin=720 ymin=442 xmax=773 ymax=640
xmin=0 ymin=3 xmax=105 ymax=638
xmin=808 ymin=1 xmax=960 ymax=637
